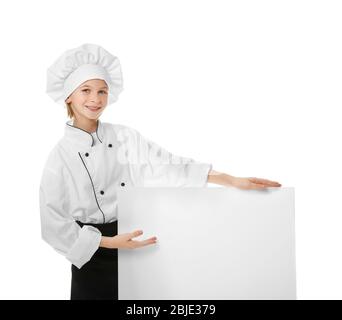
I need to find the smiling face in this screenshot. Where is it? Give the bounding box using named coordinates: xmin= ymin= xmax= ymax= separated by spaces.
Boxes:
xmin=65 ymin=79 xmax=109 ymax=121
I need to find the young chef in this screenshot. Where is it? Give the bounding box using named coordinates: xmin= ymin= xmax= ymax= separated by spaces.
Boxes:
xmin=40 ymin=43 xmax=282 ymax=300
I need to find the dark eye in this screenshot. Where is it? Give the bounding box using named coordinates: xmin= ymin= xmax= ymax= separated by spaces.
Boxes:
xmin=82 ymin=89 xmax=90 ymax=93
xmin=99 ymin=90 xmax=108 ymax=94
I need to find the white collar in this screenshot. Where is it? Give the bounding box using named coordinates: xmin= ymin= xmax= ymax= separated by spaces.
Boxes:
xmin=64 ymin=119 xmax=104 ymax=147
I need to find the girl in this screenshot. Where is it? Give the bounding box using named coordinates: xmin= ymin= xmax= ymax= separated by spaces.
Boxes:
xmin=40 ymin=43 xmax=281 ymax=300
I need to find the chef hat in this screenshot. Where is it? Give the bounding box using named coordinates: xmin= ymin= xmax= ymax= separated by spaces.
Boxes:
xmin=46 ymin=43 xmax=123 ymax=106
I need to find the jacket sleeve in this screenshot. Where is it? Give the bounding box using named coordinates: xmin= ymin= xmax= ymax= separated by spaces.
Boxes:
xmin=116 ymin=125 xmax=212 ymax=187
xmin=39 ymin=163 xmax=102 ymax=269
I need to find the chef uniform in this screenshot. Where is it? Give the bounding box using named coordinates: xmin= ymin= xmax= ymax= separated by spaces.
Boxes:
xmin=40 ymin=43 xmax=212 ymax=300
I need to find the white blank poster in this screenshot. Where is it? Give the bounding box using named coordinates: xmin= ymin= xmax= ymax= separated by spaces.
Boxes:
xmin=117 ymin=187 xmax=296 ymax=300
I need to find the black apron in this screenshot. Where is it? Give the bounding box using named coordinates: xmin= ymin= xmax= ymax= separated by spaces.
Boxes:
xmin=71 ymin=220 xmax=118 ymax=300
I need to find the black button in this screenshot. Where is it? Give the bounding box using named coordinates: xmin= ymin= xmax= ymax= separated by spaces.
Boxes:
xmin=100 ymin=190 xmax=104 ymax=195
xmin=108 ymin=144 xmax=112 ymax=148
xmin=121 ymin=182 xmax=125 ymax=187
xmin=85 ymin=153 xmax=89 ymax=157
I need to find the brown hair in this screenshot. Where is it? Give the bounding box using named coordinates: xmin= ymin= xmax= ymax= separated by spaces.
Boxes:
xmin=65 ymin=102 xmax=75 ymax=119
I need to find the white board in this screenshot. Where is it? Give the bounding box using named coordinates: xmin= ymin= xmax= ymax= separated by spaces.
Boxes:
xmin=117 ymin=187 xmax=296 ymax=300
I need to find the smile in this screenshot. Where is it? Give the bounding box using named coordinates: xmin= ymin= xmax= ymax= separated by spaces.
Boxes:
xmin=85 ymin=106 xmax=101 ymax=112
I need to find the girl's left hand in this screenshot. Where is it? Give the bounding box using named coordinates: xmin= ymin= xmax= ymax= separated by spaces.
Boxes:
xmin=230 ymin=177 xmax=282 ymax=190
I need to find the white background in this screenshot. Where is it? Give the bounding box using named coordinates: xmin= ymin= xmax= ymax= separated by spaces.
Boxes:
xmin=0 ymin=0 xmax=341 ymax=299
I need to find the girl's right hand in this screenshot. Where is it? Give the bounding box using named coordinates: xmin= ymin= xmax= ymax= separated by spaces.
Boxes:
xmin=101 ymin=230 xmax=157 ymax=249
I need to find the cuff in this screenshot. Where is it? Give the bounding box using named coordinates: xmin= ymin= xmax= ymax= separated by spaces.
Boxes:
xmin=186 ymin=162 xmax=213 ymax=187
xmin=66 ymin=225 xmax=102 ymax=269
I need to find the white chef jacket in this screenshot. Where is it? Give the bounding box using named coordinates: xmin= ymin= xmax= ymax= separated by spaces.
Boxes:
xmin=39 ymin=119 xmax=212 ymax=269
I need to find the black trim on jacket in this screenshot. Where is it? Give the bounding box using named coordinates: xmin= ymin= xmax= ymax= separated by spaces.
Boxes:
xmin=78 ymin=152 xmax=106 ymax=223
xmin=66 ymin=120 xmax=103 ymax=147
